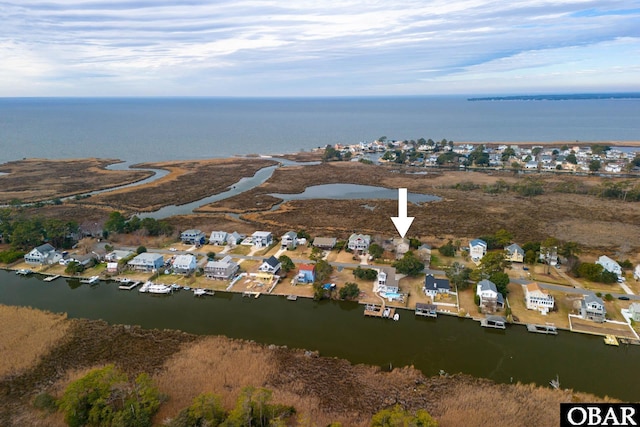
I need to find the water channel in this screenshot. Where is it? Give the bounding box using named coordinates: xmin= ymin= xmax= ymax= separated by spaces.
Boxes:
xmin=1 ymin=270 xmax=638 ymax=402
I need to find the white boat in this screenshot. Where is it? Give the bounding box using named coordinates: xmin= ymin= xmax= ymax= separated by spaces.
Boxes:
xmin=171 ymin=284 xmax=182 ymax=290
xmin=393 ymin=313 xmax=400 ymax=321
xmin=194 ymin=288 xmax=214 ymax=296
xmin=146 ymin=283 xmax=173 ymax=294
xmin=81 ymin=275 xmax=100 ymax=284
xmin=549 ymin=375 xmax=560 ymax=389
xmin=117 ymin=277 xmax=131 ymax=284
xmin=16 ymin=269 xmax=33 ymax=275
xmin=138 ymin=281 xmax=152 ymax=293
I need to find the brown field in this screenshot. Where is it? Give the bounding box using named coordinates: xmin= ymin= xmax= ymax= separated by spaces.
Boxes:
xmin=0 ymin=158 xmax=151 ymax=203
xmin=0 ymin=306 xmax=69 ymax=378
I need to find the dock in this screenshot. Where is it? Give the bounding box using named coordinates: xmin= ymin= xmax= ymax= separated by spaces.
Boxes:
xmin=119 ymin=281 xmax=140 ymax=290
xmin=16 ymin=269 xmax=33 ymax=276
xmin=604 ymin=335 xmax=620 ymax=346
xmin=43 ymin=274 xmax=60 ymax=282
xmin=618 ymin=338 xmax=640 ymax=346
xmin=526 ymin=323 xmax=558 ymax=335
xmin=364 ymin=304 xmax=396 ymax=319
xmin=286 ymin=295 xmax=298 ymax=301
xmin=243 ymin=291 xmax=260 ymax=298
xmin=481 ymin=315 xmax=507 ymax=330
xmin=415 ymin=303 xmax=438 ymax=318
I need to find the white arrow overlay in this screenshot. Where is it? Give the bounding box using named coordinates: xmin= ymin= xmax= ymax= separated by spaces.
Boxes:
xmin=391 ymin=188 xmax=414 ymax=238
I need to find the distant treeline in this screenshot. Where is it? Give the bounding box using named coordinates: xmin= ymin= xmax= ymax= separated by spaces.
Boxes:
xmin=468 ymin=93 xmax=640 ymax=101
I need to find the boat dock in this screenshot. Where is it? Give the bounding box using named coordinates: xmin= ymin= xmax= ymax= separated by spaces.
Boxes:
xmin=80 ymin=275 xmax=100 ymax=284
xmin=118 ymin=281 xmax=140 ymax=290
xmin=364 ymin=304 xmax=396 ymax=319
xmin=604 ymin=335 xmax=620 ymax=346
xmin=481 ymin=315 xmax=507 ymax=330
xmin=526 ymin=323 xmax=558 ymax=335
xmin=415 ymin=303 xmax=437 ymax=318
xmin=43 ymin=274 xmax=60 ymax=282
xmin=286 ymin=295 xmax=298 ymax=301
xmin=16 ymin=269 xmax=33 ymax=276
xmin=618 ymin=338 xmax=640 ymax=346
xmin=243 ymin=291 xmax=260 ymax=298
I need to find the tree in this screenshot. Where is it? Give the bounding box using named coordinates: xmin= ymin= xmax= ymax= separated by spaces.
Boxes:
xmin=10 ymin=218 xmax=43 ymax=251
xmin=371 ymin=404 xmax=438 ymax=427
xmin=168 ymin=392 xmax=227 ymax=427
xmin=409 ymin=238 xmax=421 ymax=250
xmin=494 ymin=229 xmax=513 ymax=247
xmin=322 ymin=145 xmax=342 ymax=162
xmin=438 ymin=240 xmax=455 ymax=257
xmin=58 ymin=365 xmax=161 ymax=427
xmin=339 ymin=282 xmax=360 ymax=300
xmin=65 ymin=261 xmax=85 ymax=275
xmin=278 ymin=254 xmax=295 ymax=273
xmin=446 ymin=262 xmax=473 ymax=290
xmin=478 ymin=251 xmax=510 ymax=277
xmin=225 ymin=386 xmax=294 ymax=426
xmin=369 ymin=243 xmax=384 ymax=259
xmin=353 ymin=266 xmax=378 ymax=280
xmin=136 ymin=245 xmax=147 ymax=254
xmin=207 ymin=251 xmax=217 ymax=261
xmin=589 ymin=160 xmax=601 ymax=172
xmin=566 ymin=153 xmax=577 ymax=164
xmin=392 ymin=251 xmax=425 ymax=276
xmin=314 ymin=259 xmax=333 ymax=284
xmin=501 ymin=147 xmax=516 ymax=161
xmin=489 ymin=271 xmax=510 ymax=296
xmin=104 ymin=211 xmax=127 ymax=233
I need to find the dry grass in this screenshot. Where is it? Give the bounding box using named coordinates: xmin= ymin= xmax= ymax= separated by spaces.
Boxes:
xmin=0 ymin=305 xmax=69 ymax=378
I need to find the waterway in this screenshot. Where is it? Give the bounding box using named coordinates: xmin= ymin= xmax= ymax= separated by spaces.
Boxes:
xmin=1 ymin=270 xmax=638 ymax=402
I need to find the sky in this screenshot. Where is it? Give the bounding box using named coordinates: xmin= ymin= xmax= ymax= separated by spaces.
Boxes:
xmin=1 ymin=0 xmax=640 ymax=97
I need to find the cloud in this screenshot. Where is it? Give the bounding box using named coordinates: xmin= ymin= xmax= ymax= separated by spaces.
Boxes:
xmin=0 ymin=0 xmax=639 ymax=95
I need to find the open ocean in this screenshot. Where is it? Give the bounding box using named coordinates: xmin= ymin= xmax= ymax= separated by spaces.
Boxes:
xmin=0 ymin=97 xmax=639 ymax=164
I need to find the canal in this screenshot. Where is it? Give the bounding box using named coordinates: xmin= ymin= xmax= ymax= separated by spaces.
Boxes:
xmin=1 ymin=270 xmax=638 ymax=402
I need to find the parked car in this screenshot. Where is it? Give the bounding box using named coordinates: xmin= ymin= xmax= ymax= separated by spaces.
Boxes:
xmin=618 ymin=296 xmax=630 ymax=301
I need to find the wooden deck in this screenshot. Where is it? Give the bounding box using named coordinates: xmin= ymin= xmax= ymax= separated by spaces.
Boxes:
xmin=364 ymin=304 xmax=396 ymax=319
xmin=415 ymin=303 xmax=437 ymax=318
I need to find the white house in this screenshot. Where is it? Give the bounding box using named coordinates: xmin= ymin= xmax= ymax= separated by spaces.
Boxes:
xmin=539 ymin=246 xmax=558 ymax=266
xmin=127 ymin=253 xmax=164 ymax=272
xmin=476 ymin=279 xmax=504 ymax=313
xmin=252 ymin=231 xmax=273 ymax=248
xmin=105 ymin=250 xmax=134 ymax=262
xmin=595 ymin=255 xmax=622 ymax=277
xmin=504 ymin=243 xmax=524 ymax=263
xmin=629 ymin=303 xmax=640 ymax=322
xmin=581 ymin=294 xmax=606 ymax=323
xmin=469 ymin=239 xmax=487 ymax=263
xmin=209 ymin=231 xmax=228 ymax=245
xmin=348 ymin=234 xmax=371 ymax=252
xmin=180 ymin=229 xmax=206 ymax=245
xmin=374 ymin=267 xmax=399 ymax=295
xmin=172 ymin=254 xmax=197 ymax=275
xmin=258 ymin=256 xmax=281 ymax=274
xmin=24 ymin=243 xmax=60 ymax=265
xmin=205 ymin=255 xmax=239 ymax=280
xmin=281 ymin=231 xmax=298 ymax=250
xmin=106 ymin=262 xmax=119 ymax=274
xmin=635 ymin=265 xmax=640 ymax=281
xmin=525 ymin=283 xmax=554 ymax=315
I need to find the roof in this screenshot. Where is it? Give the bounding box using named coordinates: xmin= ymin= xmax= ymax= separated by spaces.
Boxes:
xmin=505 ymin=243 xmax=524 ymax=255
xmin=173 ymin=254 xmax=196 ymax=266
xmin=424 ymin=274 xmax=451 ymax=291
xmin=299 ymin=264 xmax=315 ymax=271
xmin=263 ymin=255 xmax=280 ymax=268
xmin=629 ymin=303 xmax=640 ymax=313
xmin=35 ymin=243 xmax=55 ymax=253
xmin=181 ymin=229 xmax=203 ymax=235
xmin=313 ymin=237 xmax=336 ymax=247
xmin=207 ymin=255 xmax=236 ymax=268
xmin=470 ymin=239 xmax=487 ymax=247
xmin=349 ymin=233 xmax=371 ymax=242
xmin=378 ymin=267 xmax=398 ymax=287
xmin=253 ymin=231 xmax=272 ymax=237
xmin=584 ymin=293 xmax=604 ymax=306
xmin=478 ymin=279 xmax=497 ymax=293
xmin=282 ymin=231 xmax=297 ymax=239
xmin=129 ymin=252 xmax=163 ymax=264
xmin=596 ymin=255 xmax=620 ymax=266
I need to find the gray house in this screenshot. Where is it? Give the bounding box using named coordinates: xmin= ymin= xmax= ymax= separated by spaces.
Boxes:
xmin=24 ymin=244 xmax=60 ymax=265
xmin=205 ymin=255 xmax=239 ymax=280
xmin=580 ymin=294 xmax=606 ymax=323
xmin=128 ymin=253 xmax=164 ymax=272
xmin=180 ymin=229 xmax=206 ymax=245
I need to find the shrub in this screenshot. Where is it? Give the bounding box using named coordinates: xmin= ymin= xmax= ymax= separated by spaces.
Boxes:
xmin=0 ymin=249 xmax=26 ymax=264
xmin=339 ymin=282 xmax=360 ymax=300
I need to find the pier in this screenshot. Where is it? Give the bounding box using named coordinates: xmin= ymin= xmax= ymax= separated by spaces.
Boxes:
xmin=480 ymin=315 xmax=507 ymax=330
xmin=43 ymin=274 xmax=60 ymax=282
xmin=415 ymin=303 xmax=438 ymax=318
xmin=364 ymin=304 xmax=396 ymax=319
xmin=243 ymin=291 xmax=260 ymax=298
xmin=118 ymin=281 xmax=140 ymax=290
xmin=526 ymin=323 xmax=558 ymax=335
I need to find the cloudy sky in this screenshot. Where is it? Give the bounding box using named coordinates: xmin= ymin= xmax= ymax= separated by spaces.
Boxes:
xmin=1 ymin=0 xmax=639 ymax=96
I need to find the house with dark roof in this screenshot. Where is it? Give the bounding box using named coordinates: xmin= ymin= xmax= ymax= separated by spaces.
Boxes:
xmin=180 ymin=229 xmax=206 ymax=245
xmin=423 ymin=274 xmax=451 ymax=298
xmin=259 ymin=256 xmax=281 ymax=274
xmin=580 ymin=294 xmax=606 ymax=323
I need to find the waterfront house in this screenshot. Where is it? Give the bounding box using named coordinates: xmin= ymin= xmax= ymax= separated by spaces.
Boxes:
xmin=595 ymin=255 xmax=622 ymax=277
xmin=226 ymin=231 xmax=244 ymax=246
xmin=252 ymin=231 xmax=273 ymax=248
xmin=505 ymin=243 xmax=525 ymax=263
xmin=580 ymin=294 xmax=606 ymax=323
xmin=209 ymin=231 xmax=228 ymax=245
xmin=296 ymin=264 xmax=315 ymax=284
xmin=106 ymin=262 xmax=119 ymax=274
xmin=476 ymin=279 xmax=504 ymax=313
xmin=24 ymin=243 xmax=61 ymax=265
xmin=348 ymin=233 xmax=371 ymax=253
xmin=172 ymin=254 xmax=197 ymax=275
xmin=423 ymin=274 xmax=451 ymax=298
xmin=469 ymin=239 xmax=487 ymax=263
xmin=105 ymin=250 xmax=134 ymax=262
xmin=204 ymin=255 xmax=239 ymax=280
xmin=281 ymin=231 xmax=298 ymax=250
xmin=180 ymin=229 xmax=206 ymax=245
xmin=259 ymin=256 xmax=281 ymax=274
xmin=525 ymin=283 xmax=555 ymax=315
xmin=635 ymin=265 xmax=640 ymax=281
xmin=539 ymin=246 xmax=558 ymax=266
xmin=629 ymin=303 xmax=640 ymax=322
xmin=313 ymin=237 xmax=337 ymax=250
xmin=374 ymin=267 xmax=399 ymax=295
xmin=127 ymin=253 xmax=164 ymax=272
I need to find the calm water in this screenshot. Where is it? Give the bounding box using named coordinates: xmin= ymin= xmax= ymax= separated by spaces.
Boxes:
xmin=1 ymin=271 xmax=638 ymax=402
xmin=269 ymin=184 xmax=440 ymax=203
xmin=1 ymin=97 xmax=639 ymax=165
